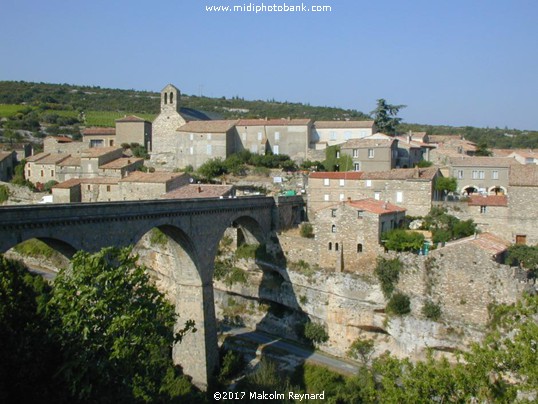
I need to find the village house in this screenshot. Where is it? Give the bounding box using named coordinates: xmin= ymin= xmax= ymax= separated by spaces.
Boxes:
xmin=43 ymin=136 xmax=88 ymax=155
xmin=315 ymin=198 xmax=406 ymax=273
xmin=507 ymin=150 xmax=538 ymax=165
xmin=339 ymin=134 xmax=398 ymax=172
xmin=449 ymin=156 xmax=517 ymax=195
xmin=0 ymin=142 xmax=32 ymax=162
xmin=25 ymin=152 xmax=71 ymax=186
xmin=394 ymin=132 xmax=435 ymax=167
xmin=427 ymin=135 xmax=477 ymax=165
xmin=118 ymin=171 xmax=190 ymax=201
xmin=235 ymin=118 xmax=312 ymax=161
xmin=307 ymin=167 xmax=441 ymax=217
xmin=115 ymin=115 xmax=152 ymax=151
xmin=310 ymin=120 xmax=376 ymax=149
xmin=174 ymin=120 xmax=238 ymax=169
xmin=82 ymin=127 xmax=116 ymax=148
xmin=0 ymin=151 xmax=15 ymax=181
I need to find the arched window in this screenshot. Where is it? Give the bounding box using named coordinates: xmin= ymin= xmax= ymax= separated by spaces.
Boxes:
xmin=357 ymin=243 xmax=363 ymax=253
xmin=331 ymin=224 xmax=336 ymax=233
xmin=170 ymin=92 xmax=174 ymax=104
xmin=164 ymin=92 xmax=168 ymax=104
xmin=328 ymin=242 xmax=332 ymax=251
xmin=335 ymin=243 xmax=339 ymax=251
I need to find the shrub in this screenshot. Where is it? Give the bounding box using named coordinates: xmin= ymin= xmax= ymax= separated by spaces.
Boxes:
xmin=422 ymin=300 xmax=442 ymax=321
xmin=149 ymin=228 xmax=167 ymax=245
xmin=235 ymin=243 xmax=258 ymax=260
xmin=43 ymin=180 xmax=58 ymax=193
xmin=299 ymin=222 xmax=314 ymax=238
xmin=386 ymin=292 xmax=411 ymax=315
xmin=0 ymin=184 xmax=10 ymax=203
xmin=374 ymin=257 xmax=402 ymax=298
xmin=347 ymin=337 xmax=375 ymax=365
xmin=303 ymin=321 xmax=329 ymax=346
xmin=218 ymin=350 xmax=244 ymax=382
xmin=383 ymin=229 xmax=424 ymax=252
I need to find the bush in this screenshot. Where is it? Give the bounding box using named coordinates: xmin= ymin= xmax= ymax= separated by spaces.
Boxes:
xmin=43 ymin=180 xmax=58 ymax=193
xmin=422 ymin=300 xmax=442 ymax=321
xmin=347 ymin=337 xmax=375 ymax=365
xmin=299 ymin=222 xmax=314 ymax=238
xmin=383 ymin=229 xmax=424 ymax=252
xmin=218 ymin=350 xmax=244 ymax=382
xmin=374 ymin=257 xmax=402 ymax=298
xmin=303 ymin=321 xmax=329 ymax=346
xmin=0 ymin=184 xmax=10 ymax=203
xmin=386 ymin=292 xmax=411 ymax=315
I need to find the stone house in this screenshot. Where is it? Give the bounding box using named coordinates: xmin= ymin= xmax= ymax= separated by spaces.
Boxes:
xmin=339 ymin=134 xmax=398 ymax=172
xmin=0 ymin=142 xmax=32 ymax=162
xmin=449 ymin=156 xmax=517 ymax=195
xmin=25 ymin=152 xmax=71 ymax=186
xmin=53 ymin=177 xmax=120 ymax=203
xmin=82 ymin=127 xmax=117 ymax=148
xmin=507 ymin=150 xmax=538 ymax=165
xmin=315 ymin=198 xmax=406 ymax=273
xmin=235 ymin=118 xmax=312 ymax=161
xmin=394 ymin=133 xmax=435 ymax=167
xmin=0 ymin=151 xmax=15 ymax=181
xmin=43 ymin=136 xmax=89 ymax=155
xmin=310 ymin=120 xmax=376 ymax=149
xmin=115 ymin=115 xmax=152 ymax=151
xmin=175 ymin=120 xmax=238 ymax=169
xmin=118 ymin=171 xmax=190 ymax=201
xmin=308 ymin=167 xmax=441 ymax=217
xmin=98 ymin=157 xmax=144 ymax=178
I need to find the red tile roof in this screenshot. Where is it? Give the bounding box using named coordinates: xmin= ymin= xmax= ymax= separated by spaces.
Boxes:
xmin=467 ymin=195 xmax=508 ymax=207
xmin=99 ymin=157 xmax=143 ymax=169
xmin=82 ymin=127 xmax=116 ymax=135
xmin=115 ymin=115 xmax=148 ymax=123
xmin=309 ymin=171 xmax=364 ymax=180
xmin=313 ymin=120 xmax=374 ymax=129
xmin=347 ymin=198 xmax=406 ymax=215
xmin=120 ymin=171 xmax=186 ymax=183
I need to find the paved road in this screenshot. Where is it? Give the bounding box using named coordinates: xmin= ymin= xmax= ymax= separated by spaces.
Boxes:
xmin=224 ymin=327 xmax=359 ymax=375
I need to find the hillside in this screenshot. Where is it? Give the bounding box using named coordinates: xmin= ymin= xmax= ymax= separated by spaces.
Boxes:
xmin=1 ymin=80 xmax=538 ymax=149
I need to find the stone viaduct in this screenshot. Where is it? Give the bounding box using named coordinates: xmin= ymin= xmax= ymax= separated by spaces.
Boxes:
xmin=0 ymin=196 xmax=275 ymax=388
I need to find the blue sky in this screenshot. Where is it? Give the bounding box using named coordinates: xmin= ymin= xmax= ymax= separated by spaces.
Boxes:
xmin=1 ymin=0 xmax=537 ymax=130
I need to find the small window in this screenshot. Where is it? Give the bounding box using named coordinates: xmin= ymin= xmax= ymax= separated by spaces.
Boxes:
xmin=396 ymin=191 xmax=403 ymax=203
xmin=479 ymin=171 xmax=485 ymax=179
xmin=257 ymin=132 xmax=262 ymax=140
xmin=339 ymin=194 xmax=345 ymax=201
xmin=480 ymin=205 xmax=487 ymax=213
xmin=40 ymin=170 xmax=44 ymax=177
xmin=164 ymin=93 xmax=168 ymax=104
xmin=335 ymin=243 xmax=339 ymax=251
xmin=331 ymin=224 xmax=336 ymax=233
xmin=357 ymin=210 xmax=363 ymax=218
xmin=457 ymin=170 xmax=464 ymax=179
xmin=328 ymin=242 xmax=332 ymax=250
xmin=190 ymin=133 xmax=194 ymax=141
xmin=273 ymin=145 xmax=280 ymax=155
xmin=353 ymin=149 xmax=359 ymax=158
xmin=492 ymin=170 xmax=499 ymax=180
xmin=472 ymin=170 xmax=479 ymax=179
xmin=331 ymin=209 xmax=337 ymax=217
xmin=339 ymin=179 xmax=345 ymax=187
xmin=366 ymin=179 xmax=372 ymax=187
xmin=275 ymin=132 xmax=280 ymax=141
xmin=87 ymin=185 xmax=91 ymax=191
xmin=50 ymin=170 xmax=54 ymax=177
xmin=354 ymin=163 xmax=360 ymax=171
xmin=207 ymin=133 xmax=212 ymax=140
xmin=323 ymin=178 xmax=330 ymax=186
xmin=324 ymin=194 xmax=330 ymax=201
xmin=368 ymin=149 xmax=374 ymax=158
xmin=330 ymin=131 xmax=336 ymax=141
xmin=357 ymin=243 xmax=363 ymax=253
xmin=27 ymin=170 xmax=31 ymax=177
xmin=344 ymin=131 xmax=351 ymax=140
xmin=336 ymin=151 xmax=340 ymax=158
xmin=190 ymin=147 xmax=194 ymax=155
xmin=170 ymin=92 xmax=173 ymax=104
xmin=374 ymin=192 xmax=381 ymax=200
xmin=107 ymin=185 xmax=111 ymax=192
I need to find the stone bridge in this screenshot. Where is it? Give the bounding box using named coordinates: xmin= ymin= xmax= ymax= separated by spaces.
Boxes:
xmin=0 ymin=196 xmax=275 ymax=388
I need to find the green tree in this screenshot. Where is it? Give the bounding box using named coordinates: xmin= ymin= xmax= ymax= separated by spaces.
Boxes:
xmin=347 ymin=337 xmax=375 ymax=366
xmin=303 ymin=321 xmax=329 ymax=346
xmin=197 ymin=157 xmax=227 ymax=180
xmin=370 ymin=99 xmax=406 ymax=135
xmin=47 ymin=247 xmax=197 ymax=403
xmin=475 ymin=142 xmax=493 ymax=156
xmin=386 ymin=292 xmax=411 ymax=315
xmin=434 ymin=176 xmax=457 ymax=200
xmin=374 ymin=257 xmax=402 ymax=298
xmin=505 ymin=244 xmax=538 ymax=278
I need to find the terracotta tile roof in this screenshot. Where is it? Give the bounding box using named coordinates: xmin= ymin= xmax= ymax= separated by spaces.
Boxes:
xmin=362 ymin=167 xmax=439 ymax=181
xmin=467 ymin=195 xmax=508 ymax=207
xmin=47 ymin=135 xmax=73 ymax=143
xmin=341 ymin=138 xmax=395 ymax=149
xmin=491 ymin=148 xmax=515 ymax=157
xmin=31 ymin=153 xmax=70 ymax=165
xmin=115 ymin=115 xmax=148 ymax=123
xmin=313 ymin=120 xmax=374 ymax=129
xmin=0 ymin=151 xmax=13 ymax=162
xmin=347 ymin=198 xmax=406 ymax=215
xmin=449 ymin=156 xmax=518 ymax=167
xmin=309 ymin=171 xmax=364 ymax=180
xmin=508 ymin=150 xmax=538 ymax=159
xmin=25 ymin=152 xmax=50 ymax=162
xmin=81 ymin=147 xmax=122 ymax=158
xmin=120 ymin=171 xmax=186 ymax=183
xmin=52 ymin=178 xmax=82 ymax=189
xmin=509 ymin=164 xmax=538 ymax=186
xmin=394 ymin=135 xmax=424 ymax=148
xmin=163 ymin=184 xmax=234 ymax=199
xmin=82 ymin=127 xmax=116 ymax=135
xmin=56 ymin=156 xmax=81 ymax=167
xmin=177 ymin=120 xmax=238 ymax=133
xmin=444 ymin=232 xmax=509 ymax=255
xmin=237 ymin=118 xmax=312 ymax=126
xmin=99 ymin=157 xmax=143 ymax=169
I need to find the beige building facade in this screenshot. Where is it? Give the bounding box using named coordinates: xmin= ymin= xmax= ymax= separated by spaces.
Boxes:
xmin=115 ymin=115 xmax=152 ymax=150
xmin=449 ymin=156 xmax=516 ymax=195
xmin=340 ymin=135 xmax=398 ymax=172
xmin=311 ymin=120 xmax=376 ymax=149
